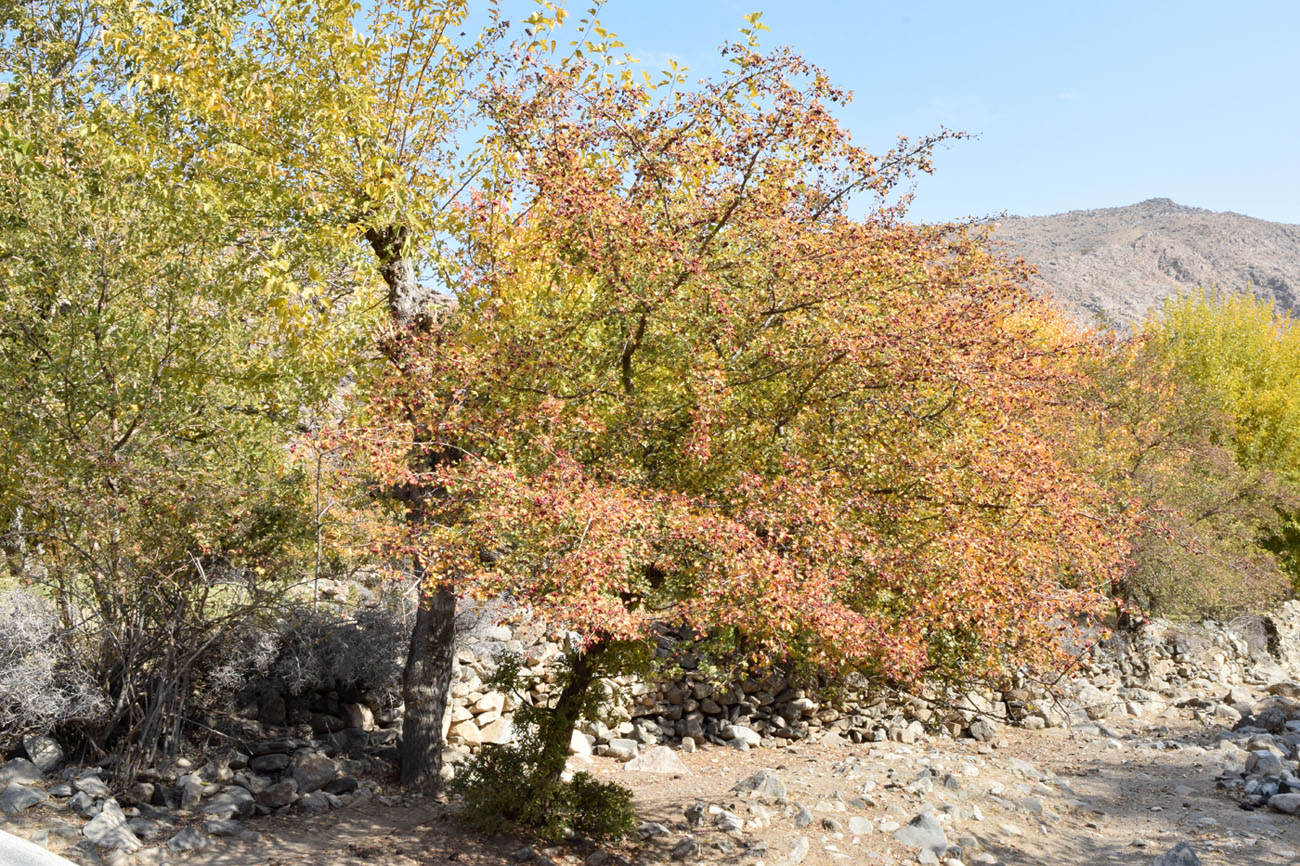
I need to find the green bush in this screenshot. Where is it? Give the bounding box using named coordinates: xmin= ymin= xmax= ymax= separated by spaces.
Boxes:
xmin=450 ymin=652 xmax=637 ymax=842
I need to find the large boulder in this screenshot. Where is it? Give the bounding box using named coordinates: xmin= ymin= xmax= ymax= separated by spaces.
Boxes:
xmin=83 ymin=800 xmax=143 ymax=852
xmin=22 ymin=737 xmax=64 ymax=774
xmin=0 ymin=783 xmax=49 ymax=814
xmin=290 ymin=752 xmax=336 ymax=794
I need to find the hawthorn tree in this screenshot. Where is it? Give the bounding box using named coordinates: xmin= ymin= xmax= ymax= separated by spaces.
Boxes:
xmin=352 ymin=29 xmax=1131 ymax=827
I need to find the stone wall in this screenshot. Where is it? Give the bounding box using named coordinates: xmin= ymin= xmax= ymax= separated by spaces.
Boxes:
xmin=235 ymin=600 xmax=1300 ymax=773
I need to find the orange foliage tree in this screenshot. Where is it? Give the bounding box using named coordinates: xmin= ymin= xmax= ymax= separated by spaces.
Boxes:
xmin=344 ymin=34 xmax=1131 ymax=787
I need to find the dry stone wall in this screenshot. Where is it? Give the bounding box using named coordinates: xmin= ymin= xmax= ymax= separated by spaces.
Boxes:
xmin=432 ymin=601 xmax=1300 ymax=769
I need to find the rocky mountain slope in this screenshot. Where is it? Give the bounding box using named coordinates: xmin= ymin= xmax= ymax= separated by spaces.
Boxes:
xmin=989 ymin=199 xmax=1300 ymax=329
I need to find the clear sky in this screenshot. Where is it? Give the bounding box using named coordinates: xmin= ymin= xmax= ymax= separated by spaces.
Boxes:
xmin=520 ymin=0 xmax=1300 ymax=225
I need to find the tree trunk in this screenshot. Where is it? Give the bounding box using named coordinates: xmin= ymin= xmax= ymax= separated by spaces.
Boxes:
xmin=536 ymin=639 xmax=607 ymax=786
xmin=399 ymin=580 xmax=457 ymax=789
xmin=367 ymin=222 xmax=459 ymax=793
xmin=366 ymin=224 xmax=443 ymax=330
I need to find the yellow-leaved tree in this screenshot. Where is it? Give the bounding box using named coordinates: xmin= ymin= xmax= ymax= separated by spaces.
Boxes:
xmin=0 ymin=0 xmax=366 ymax=769
xmin=105 ymin=0 xmax=594 ymax=789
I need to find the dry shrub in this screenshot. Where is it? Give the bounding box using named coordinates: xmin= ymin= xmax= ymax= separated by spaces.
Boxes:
xmin=0 ymin=589 xmax=107 ymax=751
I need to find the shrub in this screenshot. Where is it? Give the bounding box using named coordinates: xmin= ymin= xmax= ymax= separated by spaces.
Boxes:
xmin=211 ymin=600 xmax=409 ymax=705
xmin=1082 ymin=329 xmax=1298 ymax=619
xmin=0 ymin=590 xmax=107 ymax=752
xmin=451 ymin=652 xmax=637 ymax=842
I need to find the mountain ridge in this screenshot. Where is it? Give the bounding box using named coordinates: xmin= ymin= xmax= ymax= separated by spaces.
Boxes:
xmin=989 ymin=198 xmax=1300 ymax=328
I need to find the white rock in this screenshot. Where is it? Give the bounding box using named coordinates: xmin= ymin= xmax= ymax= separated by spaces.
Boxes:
xmin=569 ymin=729 xmax=593 ymax=756
xmin=624 ymin=746 xmax=689 ymax=774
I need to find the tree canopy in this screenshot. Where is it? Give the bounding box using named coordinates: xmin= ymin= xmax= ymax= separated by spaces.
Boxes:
xmin=351 ymin=36 xmax=1129 ymax=684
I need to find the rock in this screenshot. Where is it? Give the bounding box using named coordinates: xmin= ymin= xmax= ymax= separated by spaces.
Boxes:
xmin=103 ymin=847 xmax=135 ymax=866
xmin=893 ymin=813 xmax=947 ymax=855
xmin=671 ymin=838 xmax=701 ymax=861
xmin=200 ymin=785 xmax=255 ymax=819
xmin=74 ymin=775 xmax=112 ymax=798
xmin=1077 ymin=684 xmax=1116 ymax=720
xmin=245 ymin=736 xmax=303 ymax=756
xmin=638 ymin=821 xmax=672 ymax=839
xmin=127 ymin=817 xmax=167 ymax=841
xmin=256 ymin=779 xmax=298 ymax=809
xmin=203 ymin=818 xmax=244 ymax=837
xmin=479 ymin=718 xmax=514 ymax=746
xmin=968 ymin=718 xmax=997 ymax=742
xmin=569 ymin=730 xmax=593 ymax=756
xmin=729 ymin=725 xmax=762 ymax=749
xmin=733 ymin=770 xmax=786 ymax=801
xmin=0 ymin=782 xmax=49 ymax=813
xmin=22 ymin=736 xmax=64 ymax=773
xmin=290 ymin=752 xmax=336 ymax=794
xmin=299 ymin=791 xmax=338 ymax=813
xmin=65 ymin=839 xmax=102 ymax=864
xmin=784 ymin=836 xmax=810 ymax=866
xmin=794 ymin=804 xmax=813 ymax=828
xmin=471 ymin=692 xmax=505 ymax=715
xmin=127 ymin=782 xmax=155 ymax=805
xmin=323 ymin=776 xmax=358 ymax=796
xmin=83 ymin=800 xmax=143 ymax=852
xmin=679 ymin=737 xmax=696 ymax=754
xmin=1151 ymin=842 xmax=1200 ymax=866
xmin=167 ymin=826 xmax=213 ymax=852
xmin=848 ymin=816 xmax=874 ymax=835
xmin=1267 ymin=682 xmax=1300 ymax=699
xmin=621 ymin=746 xmax=687 ymax=774
xmin=606 ymin=737 xmax=639 ymax=761
xmin=1246 ymin=750 xmax=1285 ymax=777
xmin=448 ymin=720 xmax=482 ymax=747
xmin=178 ymin=774 xmax=203 ymax=809
xmin=714 ymin=811 xmax=744 ymax=834
xmin=1268 ymin=792 xmax=1300 ymax=814
xmin=249 ymin=753 xmax=291 ymax=773
xmin=341 ymin=703 xmax=376 ymax=731
xmin=69 ymin=790 xmax=98 ymax=817
xmin=0 ymin=759 xmax=44 ymax=786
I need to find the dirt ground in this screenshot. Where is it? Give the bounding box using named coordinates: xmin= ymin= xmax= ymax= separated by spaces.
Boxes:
xmin=170 ymin=711 xmax=1300 ymax=866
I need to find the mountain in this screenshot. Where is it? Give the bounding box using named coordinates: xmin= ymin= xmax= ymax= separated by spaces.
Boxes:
xmin=989 ymin=198 xmax=1300 ymax=329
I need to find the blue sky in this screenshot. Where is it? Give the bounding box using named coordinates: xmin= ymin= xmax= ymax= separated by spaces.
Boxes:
xmin=513 ymin=0 xmax=1300 ymax=224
